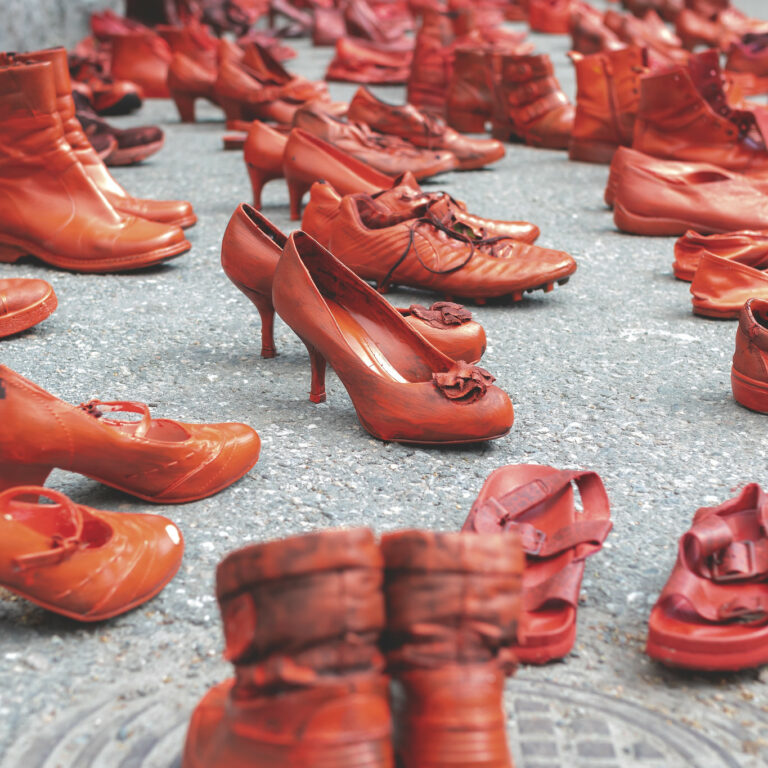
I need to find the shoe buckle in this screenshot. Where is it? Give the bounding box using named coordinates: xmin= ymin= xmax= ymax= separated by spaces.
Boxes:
xmin=488 ymin=498 xmax=546 ymax=555
xmin=711 ymin=540 xmax=755 ymax=583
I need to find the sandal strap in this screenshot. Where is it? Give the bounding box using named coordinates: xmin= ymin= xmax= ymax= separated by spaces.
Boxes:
xmin=523 ymin=559 xmax=586 ymax=612
xmin=0 ymin=486 xmax=84 ymax=572
xmin=465 ymin=469 xmax=612 ymax=558
xmin=78 ymin=399 xmax=152 ymax=438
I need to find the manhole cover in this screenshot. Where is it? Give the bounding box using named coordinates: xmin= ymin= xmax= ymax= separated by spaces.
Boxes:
xmin=1 ymin=678 xmax=758 ymax=767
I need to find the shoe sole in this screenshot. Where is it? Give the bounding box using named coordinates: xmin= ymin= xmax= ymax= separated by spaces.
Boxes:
xmin=0 ymin=236 xmax=191 ymax=273
xmin=0 ymin=286 xmax=58 ymax=338
xmin=690 ymin=301 xmax=740 ymax=319
xmin=731 ymin=367 xmax=768 ymax=413
xmin=613 ymin=202 xmax=725 ymax=237
xmin=222 ymin=132 xmax=247 ymax=150
xmin=4 ymin=555 xmax=182 ymax=621
xmin=646 ymin=636 xmax=768 ymax=671
xmin=106 ymin=137 xmax=165 ymax=167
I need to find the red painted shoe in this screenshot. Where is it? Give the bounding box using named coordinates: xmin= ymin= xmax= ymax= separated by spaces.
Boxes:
xmin=182 ymin=528 xmax=394 ymax=768
xmin=110 ymin=30 xmax=173 ymax=98
xmin=491 ymin=53 xmax=575 ymax=149
xmin=0 ymin=486 xmax=183 ymax=621
xmin=732 ymin=298 xmax=768 ymax=412
xmin=348 ymin=86 xmax=505 ymax=171
xmin=326 ymin=36 xmax=414 ymax=84
xmin=462 ymin=464 xmax=612 ymax=663
xmin=690 ymin=251 xmax=768 ymax=318
xmin=273 ymin=232 xmax=514 ymax=444
xmin=673 ymin=229 xmax=768 ymax=282
xmin=243 ymin=120 xmax=289 ymax=208
xmin=0 ymin=279 xmax=57 ymax=338
xmin=647 ymin=483 xmax=768 ymax=670
xmin=381 ymin=530 xmax=522 ymax=767
xmin=167 ymin=52 xmax=219 ymax=123
xmin=322 ymin=190 xmax=575 ymax=301
xmin=527 ymin=0 xmax=573 ymax=34
xmin=726 ymin=33 xmax=768 ymax=94
xmin=292 ymin=103 xmax=458 ymax=180
xmin=12 ymin=47 xmax=196 ymax=230
xmin=302 ymin=177 xmax=540 ymax=248
xmin=612 ymin=155 xmax=768 ymax=236
xmin=0 ymin=366 xmax=261 ymax=502
xmin=283 ymin=128 xmax=396 ymax=219
xmin=221 ymin=204 xmax=487 ymax=362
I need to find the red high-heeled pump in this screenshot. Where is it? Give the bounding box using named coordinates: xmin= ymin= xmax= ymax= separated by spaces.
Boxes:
xmin=271 ymin=231 xmax=513 ymax=444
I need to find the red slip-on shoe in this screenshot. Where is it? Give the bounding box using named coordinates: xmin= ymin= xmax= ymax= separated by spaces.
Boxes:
xmin=673 ymin=229 xmax=768 ymax=282
xmin=647 ymin=484 xmax=768 ymax=671
xmin=221 ymin=204 xmax=487 ymax=363
xmin=0 ymin=486 xmax=183 ymax=622
xmin=612 ymin=160 xmax=768 ymax=236
xmin=272 ymin=232 xmax=514 ymax=444
xmin=690 ymin=251 xmax=768 ymax=318
xmin=462 ymin=464 xmax=612 ymax=664
xmin=0 ymin=279 xmax=57 ymax=338
xmin=0 ymin=366 xmax=261 ymax=502
xmin=732 ymin=298 xmax=768 ymax=413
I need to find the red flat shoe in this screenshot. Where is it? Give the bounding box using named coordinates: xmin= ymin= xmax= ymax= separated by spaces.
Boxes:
xmin=0 ymin=486 xmax=183 ymax=622
xmin=221 ymin=204 xmax=487 ymax=363
xmin=272 ymin=232 xmax=514 ymax=444
xmin=674 ymin=229 xmax=768 ymax=282
xmin=647 ymin=483 xmax=768 ymax=671
xmin=462 ymin=464 xmax=612 ymax=663
xmin=0 ymin=279 xmax=57 ymax=338
xmin=690 ymin=251 xmax=768 ymax=318
xmin=0 ymin=366 xmax=261 ymax=502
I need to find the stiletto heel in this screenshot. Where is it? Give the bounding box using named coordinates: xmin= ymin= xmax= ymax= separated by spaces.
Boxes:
xmin=234 ymin=282 xmax=278 ymax=358
xmin=0 ymin=462 xmax=53 ymax=494
xmin=286 ymin=175 xmax=311 ymax=220
xmin=246 ymin=163 xmax=282 ymax=210
xmin=171 ymin=91 xmax=197 ymax=123
xmin=0 ymin=242 xmax=26 ymax=263
xmin=220 ymin=98 xmax=248 ymax=123
xmin=302 ymin=340 xmax=327 ymax=403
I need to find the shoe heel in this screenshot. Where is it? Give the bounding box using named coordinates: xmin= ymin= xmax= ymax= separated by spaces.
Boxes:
xmin=446 ymin=108 xmax=488 ymax=133
xmin=0 ymin=463 xmax=53 ymax=493
xmin=301 ymin=339 xmax=327 ymax=403
xmin=171 ymin=90 xmax=196 ymax=122
xmin=235 ymin=282 xmax=278 ymax=358
xmin=286 ymin=176 xmax=311 ymax=221
xmin=246 ymin=162 xmax=282 ymax=210
xmin=220 ymin=97 xmax=247 ymax=123
xmin=0 ymin=242 xmax=26 ymax=263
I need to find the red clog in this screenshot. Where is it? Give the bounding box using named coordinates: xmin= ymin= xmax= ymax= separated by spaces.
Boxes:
xmin=0 ymin=366 xmax=261 ymax=502
xmin=647 ymin=484 xmax=768 ymax=670
xmin=462 ymin=464 xmax=612 ymax=663
xmin=0 ymin=486 xmax=183 ymax=621
xmin=0 ymin=279 xmax=57 ymax=338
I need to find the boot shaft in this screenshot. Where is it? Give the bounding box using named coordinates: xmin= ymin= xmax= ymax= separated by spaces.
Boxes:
xmin=381 ymin=530 xmax=521 ymax=668
xmin=217 ymin=529 xmax=386 ymax=692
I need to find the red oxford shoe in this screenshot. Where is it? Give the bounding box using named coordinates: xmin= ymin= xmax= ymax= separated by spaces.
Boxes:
xmin=0 ymin=486 xmax=183 ymax=621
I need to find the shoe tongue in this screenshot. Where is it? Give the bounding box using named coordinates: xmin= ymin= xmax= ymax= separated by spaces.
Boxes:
xmin=371 ymin=185 xmax=431 ymax=218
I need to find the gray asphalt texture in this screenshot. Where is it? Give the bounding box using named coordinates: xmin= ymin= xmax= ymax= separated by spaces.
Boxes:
xmin=2 ymin=2 xmax=768 ymax=765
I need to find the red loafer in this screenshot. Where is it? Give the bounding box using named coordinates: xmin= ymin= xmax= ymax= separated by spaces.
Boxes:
xmin=0 ymin=486 xmax=183 ymax=621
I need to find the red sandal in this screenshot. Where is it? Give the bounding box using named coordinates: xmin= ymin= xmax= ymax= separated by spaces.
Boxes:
xmin=646 ymin=483 xmax=768 ymax=671
xmin=462 ymin=464 xmax=612 ymax=664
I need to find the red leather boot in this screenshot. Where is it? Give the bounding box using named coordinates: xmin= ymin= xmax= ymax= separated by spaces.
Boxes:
xmin=407 ymin=10 xmax=456 ymax=115
xmin=446 ymin=46 xmax=498 ymax=133
xmin=9 ymin=47 xmax=196 ymax=229
xmin=0 ymin=60 xmax=189 ymax=272
xmin=381 ymin=530 xmax=522 ymax=768
xmin=632 ymin=65 xmax=768 ymax=171
xmin=491 ymin=53 xmax=574 ymax=148
xmin=569 ymin=46 xmax=649 ymax=164
xmin=182 ymin=529 xmax=394 ymax=768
